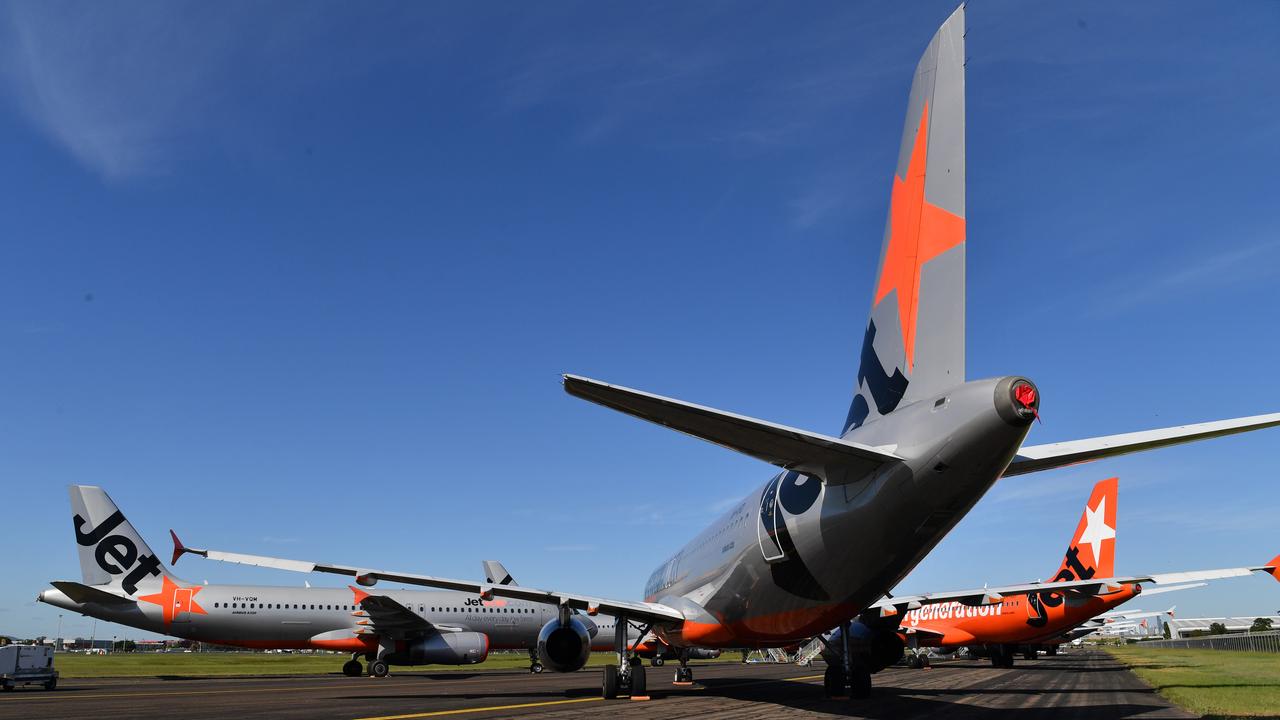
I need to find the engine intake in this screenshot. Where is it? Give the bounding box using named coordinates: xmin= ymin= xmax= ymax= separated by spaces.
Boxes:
xmin=384 ymin=632 xmax=489 ymax=666
xmin=537 ymin=615 xmax=593 ymax=673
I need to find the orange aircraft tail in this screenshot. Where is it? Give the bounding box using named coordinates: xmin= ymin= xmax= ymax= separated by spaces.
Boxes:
xmin=1265 ymin=554 xmax=1280 ymax=581
xmin=1052 ymin=477 xmax=1117 ymax=583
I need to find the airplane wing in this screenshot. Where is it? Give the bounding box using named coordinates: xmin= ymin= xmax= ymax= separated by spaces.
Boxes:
xmin=1003 ymin=412 xmax=1280 ymax=477
xmin=563 ymin=374 xmax=902 ymax=485
xmin=875 ymin=557 xmax=1278 ymax=615
xmin=176 ymin=543 xmax=685 ymax=626
xmin=50 ymin=581 xmax=135 ymax=606
xmin=1133 ymin=582 xmax=1205 ymax=596
xmin=355 ymin=593 xmax=434 ymax=635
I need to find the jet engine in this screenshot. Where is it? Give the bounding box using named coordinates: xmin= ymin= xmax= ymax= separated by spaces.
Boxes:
xmin=536 ymin=615 xmax=596 ymax=673
xmin=384 ymin=632 xmax=489 ymax=666
xmin=822 ymin=621 xmax=904 ymax=673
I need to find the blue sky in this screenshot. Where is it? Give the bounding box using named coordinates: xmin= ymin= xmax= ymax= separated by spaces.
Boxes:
xmin=3 ymin=0 xmax=1279 ymax=641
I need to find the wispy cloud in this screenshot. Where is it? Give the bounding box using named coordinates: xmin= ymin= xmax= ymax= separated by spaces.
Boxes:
xmin=261 ymin=535 xmax=299 ymax=544
xmin=1099 ymin=238 xmax=1280 ymax=314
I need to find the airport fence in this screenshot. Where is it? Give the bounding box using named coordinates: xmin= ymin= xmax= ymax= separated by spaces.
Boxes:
xmin=1134 ymin=630 xmax=1280 ymax=653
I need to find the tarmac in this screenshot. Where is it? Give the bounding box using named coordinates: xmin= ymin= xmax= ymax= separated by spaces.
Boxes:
xmin=0 ymin=650 xmax=1193 ymax=719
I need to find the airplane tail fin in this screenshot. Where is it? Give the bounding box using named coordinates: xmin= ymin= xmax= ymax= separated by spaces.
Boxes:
xmin=844 ymin=5 xmax=966 ymax=434
xmin=482 ymin=560 xmax=519 ymax=586
xmin=1053 ymin=477 xmax=1117 ymax=581
xmin=69 ymin=485 xmax=177 ymax=597
xmin=1264 ymin=554 xmax=1280 ymax=582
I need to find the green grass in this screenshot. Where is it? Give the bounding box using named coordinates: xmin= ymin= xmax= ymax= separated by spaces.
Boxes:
xmin=1106 ymin=646 xmax=1280 ymax=719
xmin=52 ymin=651 xmax=738 ymax=679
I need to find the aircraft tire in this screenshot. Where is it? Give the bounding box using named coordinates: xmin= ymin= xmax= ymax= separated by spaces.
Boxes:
xmin=44 ymin=678 xmax=57 ymax=691
xmin=906 ymin=654 xmax=919 ymax=669
xmin=342 ymin=660 xmax=363 ymax=677
xmin=630 ymin=664 xmax=646 ymax=696
xmin=851 ymin=669 xmax=872 ymax=699
xmin=822 ymin=664 xmax=845 ymax=698
xmin=530 ymin=662 xmax=543 ymax=674
xmin=602 ymin=664 xmax=619 ymax=699
xmin=921 ymin=654 xmax=931 ymax=668
xmin=652 ymin=657 xmax=664 ymax=667
xmin=370 ymin=660 xmax=390 ymax=678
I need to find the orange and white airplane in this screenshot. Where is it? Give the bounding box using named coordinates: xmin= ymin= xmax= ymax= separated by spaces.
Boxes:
xmin=893 ymin=478 xmax=1279 ymax=668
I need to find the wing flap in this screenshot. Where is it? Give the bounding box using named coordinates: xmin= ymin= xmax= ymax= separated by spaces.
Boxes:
xmin=1003 ymin=412 xmax=1280 ymax=477
xmin=563 ymin=374 xmax=902 ymax=484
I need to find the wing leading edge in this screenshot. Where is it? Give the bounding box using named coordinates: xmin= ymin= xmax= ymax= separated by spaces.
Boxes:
xmin=563 ymin=374 xmax=902 ymax=485
xmin=176 ymin=542 xmax=684 ymax=626
xmin=1004 ymin=412 xmax=1280 ymax=477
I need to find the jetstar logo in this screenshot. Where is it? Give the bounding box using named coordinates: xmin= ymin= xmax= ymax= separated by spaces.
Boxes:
xmin=138 ymin=576 xmax=207 ymax=625
xmin=74 ymin=510 xmax=163 ymax=595
xmin=1027 ymin=546 xmax=1097 ymax=628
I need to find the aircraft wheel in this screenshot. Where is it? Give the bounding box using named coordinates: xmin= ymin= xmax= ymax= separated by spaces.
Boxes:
xmin=44 ymin=678 xmax=57 ymax=691
xmin=370 ymin=660 xmax=390 ymax=678
xmin=989 ymin=654 xmax=1000 ymax=668
xmin=651 ymin=657 xmax=664 ymax=667
xmin=628 ymin=656 xmax=642 ymax=668
xmin=850 ymin=669 xmax=872 ymax=699
xmin=906 ymin=654 xmax=920 ymax=669
xmin=921 ymin=654 xmax=931 ymax=668
xmin=342 ymin=660 xmax=363 ymax=677
xmin=530 ymin=662 xmax=544 ymax=674
xmin=822 ymin=664 xmax=845 ymax=698
xmin=2 ymin=682 xmax=12 ymax=692
xmin=630 ymin=664 xmax=647 ymax=696
xmin=1024 ymin=648 xmax=1037 ymax=661
xmin=602 ymin=664 xmax=619 ymax=699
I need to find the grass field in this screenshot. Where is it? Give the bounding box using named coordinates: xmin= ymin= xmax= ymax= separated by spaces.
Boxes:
xmin=1106 ymin=646 xmax=1280 ymax=719
xmin=52 ymin=651 xmax=739 ymax=678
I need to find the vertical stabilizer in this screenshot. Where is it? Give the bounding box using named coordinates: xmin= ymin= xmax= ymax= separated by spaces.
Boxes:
xmin=1053 ymin=477 xmax=1118 ymax=582
xmin=845 ymin=5 xmax=966 ymax=433
xmin=69 ymin=485 xmax=176 ymax=596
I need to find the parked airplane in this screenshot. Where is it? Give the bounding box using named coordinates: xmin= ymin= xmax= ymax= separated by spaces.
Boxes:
xmin=894 ymin=478 xmax=1277 ymax=667
xmin=38 ymin=486 xmax=649 ymax=677
xmin=132 ymin=5 xmax=1280 ymax=701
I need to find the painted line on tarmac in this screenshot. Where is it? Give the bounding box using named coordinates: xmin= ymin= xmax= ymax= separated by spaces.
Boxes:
xmin=355 ymin=697 xmax=603 ymax=719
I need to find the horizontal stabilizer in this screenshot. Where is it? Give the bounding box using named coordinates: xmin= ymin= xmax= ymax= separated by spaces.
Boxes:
xmin=1003 ymin=412 xmax=1280 ymax=477
xmin=50 ymin=581 xmax=135 ymax=606
xmin=563 ymin=374 xmax=902 ymax=484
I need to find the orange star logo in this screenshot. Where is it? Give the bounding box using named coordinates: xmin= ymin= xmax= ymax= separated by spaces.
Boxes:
xmin=873 ymin=101 xmax=965 ymax=371
xmin=138 ymin=576 xmax=207 ymax=625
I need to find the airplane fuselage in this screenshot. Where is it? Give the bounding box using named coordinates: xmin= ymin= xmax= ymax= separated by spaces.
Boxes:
xmin=902 ymin=584 xmax=1141 ymax=648
xmin=39 ymin=584 xmax=628 ymax=654
xmin=646 ymin=377 xmax=1036 ymax=648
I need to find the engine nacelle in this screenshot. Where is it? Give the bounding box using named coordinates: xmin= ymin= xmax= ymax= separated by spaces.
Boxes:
xmin=822 ymin=621 xmax=904 ymax=673
xmin=536 ymin=615 xmax=593 ymax=673
xmin=384 ymin=632 xmax=489 ymax=666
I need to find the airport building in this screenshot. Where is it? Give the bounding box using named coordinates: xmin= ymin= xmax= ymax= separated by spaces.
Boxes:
xmin=1164 ymin=616 xmax=1280 ymax=639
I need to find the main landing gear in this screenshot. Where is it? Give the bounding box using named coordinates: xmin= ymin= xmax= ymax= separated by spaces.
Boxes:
xmin=342 ymin=654 xmax=364 ymax=677
xmin=673 ymin=649 xmax=694 ymax=685
xmin=528 ymin=649 xmax=543 ymax=674
xmin=821 ymin=621 xmax=872 ymax=700
xmin=905 ymin=652 xmax=931 ymax=669
xmin=601 ymin=614 xmax=652 ymax=700
xmin=989 ymin=644 xmax=1015 ymax=668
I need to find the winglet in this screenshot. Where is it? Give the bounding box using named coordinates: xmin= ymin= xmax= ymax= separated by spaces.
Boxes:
xmin=1265 ymin=553 xmax=1280 ymax=581
xmin=169 ymin=529 xmax=208 ymax=566
xmin=170 ymin=529 xmax=186 ymax=566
